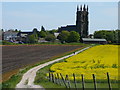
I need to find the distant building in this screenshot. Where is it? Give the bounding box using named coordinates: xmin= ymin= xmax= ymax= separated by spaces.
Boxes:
xmin=54 ymin=33 xmax=59 ymax=38
xmin=58 ymin=5 xmax=89 ymax=38
xmin=82 ymin=38 xmax=107 ymax=44
xmin=58 ymin=25 xmax=76 ymax=32
xmin=17 ymin=32 xmax=33 ymax=38
xmin=3 ymin=30 xmax=19 ymax=41
xmin=17 ymin=31 xmax=33 ymax=42
xmin=38 ymin=38 xmax=48 ymax=43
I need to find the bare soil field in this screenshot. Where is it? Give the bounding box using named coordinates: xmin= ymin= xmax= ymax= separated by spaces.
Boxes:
xmin=2 ymin=45 xmax=83 ymax=81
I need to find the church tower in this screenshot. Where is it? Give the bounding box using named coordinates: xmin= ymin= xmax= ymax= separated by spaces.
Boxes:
xmin=76 ymin=5 xmax=89 ymax=38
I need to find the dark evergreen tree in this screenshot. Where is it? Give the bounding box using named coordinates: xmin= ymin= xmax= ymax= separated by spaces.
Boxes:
xmin=41 ymin=26 xmax=45 ymax=31
xmin=15 ymin=29 xmax=18 ymax=32
xmin=33 ymin=28 xmax=38 ymax=34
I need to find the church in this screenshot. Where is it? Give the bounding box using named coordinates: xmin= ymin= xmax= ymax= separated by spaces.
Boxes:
xmin=58 ymin=5 xmax=89 ymax=38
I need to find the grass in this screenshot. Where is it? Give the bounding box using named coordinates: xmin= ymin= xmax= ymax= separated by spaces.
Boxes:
xmin=34 ymin=60 xmax=66 ymax=88
xmin=2 ymin=65 xmax=34 ymax=88
xmin=34 ymin=45 xmax=119 ymax=89
xmin=50 ymin=45 xmax=119 ymax=80
xmin=34 ymin=57 xmax=119 ymax=89
xmin=2 ymin=44 xmax=89 ymax=89
xmin=34 ymin=60 xmax=118 ymax=90
xmin=2 ymin=40 xmax=90 ymax=46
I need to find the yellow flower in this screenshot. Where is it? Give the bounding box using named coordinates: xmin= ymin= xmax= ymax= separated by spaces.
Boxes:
xmin=50 ymin=45 xmax=119 ymax=80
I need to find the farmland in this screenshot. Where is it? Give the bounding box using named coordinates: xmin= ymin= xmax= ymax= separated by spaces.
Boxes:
xmin=50 ymin=45 xmax=119 ymax=81
xmin=2 ymin=45 xmax=84 ymax=81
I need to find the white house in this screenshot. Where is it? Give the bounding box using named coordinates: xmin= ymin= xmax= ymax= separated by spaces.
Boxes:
xmin=4 ymin=30 xmax=19 ymax=41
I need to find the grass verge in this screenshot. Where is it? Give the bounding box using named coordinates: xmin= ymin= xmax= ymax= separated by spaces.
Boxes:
xmin=34 ymin=61 xmax=66 ymax=88
xmin=2 ymin=41 xmax=89 ymax=46
xmin=34 ymin=60 xmax=119 ymax=89
xmin=34 ymin=45 xmax=119 ymax=89
xmin=2 ymin=44 xmax=90 ymax=89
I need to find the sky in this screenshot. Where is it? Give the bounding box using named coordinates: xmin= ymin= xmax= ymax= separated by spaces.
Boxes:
xmin=2 ymin=2 xmax=118 ymax=34
xmin=118 ymin=1 xmax=120 ymax=30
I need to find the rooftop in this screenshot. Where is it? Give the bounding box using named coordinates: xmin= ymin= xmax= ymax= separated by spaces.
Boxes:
xmin=82 ymin=38 xmax=107 ymax=42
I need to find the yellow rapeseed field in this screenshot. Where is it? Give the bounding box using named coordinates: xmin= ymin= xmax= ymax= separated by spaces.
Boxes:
xmin=50 ymin=45 xmax=119 ymax=80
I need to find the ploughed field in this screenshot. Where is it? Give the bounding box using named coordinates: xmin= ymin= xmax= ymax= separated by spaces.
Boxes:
xmin=2 ymin=45 xmax=83 ymax=74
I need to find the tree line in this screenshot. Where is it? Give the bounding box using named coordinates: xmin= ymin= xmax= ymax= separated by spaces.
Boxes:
xmin=29 ymin=29 xmax=80 ymax=43
xmin=1 ymin=27 xmax=120 ymax=44
xmin=94 ymin=30 xmax=120 ymax=44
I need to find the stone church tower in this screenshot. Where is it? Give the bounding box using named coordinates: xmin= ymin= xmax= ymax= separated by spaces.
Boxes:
xmin=76 ymin=5 xmax=89 ymax=38
xmin=58 ymin=4 xmax=89 ymax=38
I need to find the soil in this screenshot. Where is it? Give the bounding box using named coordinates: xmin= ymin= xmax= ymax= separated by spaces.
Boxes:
xmin=2 ymin=45 xmax=83 ymax=82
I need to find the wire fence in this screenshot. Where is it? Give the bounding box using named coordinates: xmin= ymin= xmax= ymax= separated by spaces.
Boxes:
xmin=47 ymin=72 xmax=115 ymax=89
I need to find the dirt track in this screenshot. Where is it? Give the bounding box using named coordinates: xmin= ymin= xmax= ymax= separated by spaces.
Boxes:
xmin=16 ymin=46 xmax=91 ymax=89
xmin=2 ymin=45 xmax=83 ymax=81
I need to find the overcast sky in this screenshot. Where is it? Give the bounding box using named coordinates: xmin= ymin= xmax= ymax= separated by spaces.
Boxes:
xmin=2 ymin=2 xmax=118 ymax=34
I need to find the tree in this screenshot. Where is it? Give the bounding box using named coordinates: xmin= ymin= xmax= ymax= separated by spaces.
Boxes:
xmin=39 ymin=31 xmax=47 ymax=38
xmin=15 ymin=29 xmax=18 ymax=32
xmin=105 ymin=31 xmax=114 ymax=43
xmin=33 ymin=28 xmax=38 ymax=35
xmin=28 ymin=34 xmax=38 ymax=43
xmin=49 ymin=29 xmax=58 ymax=34
xmin=41 ymin=26 xmax=45 ymax=31
xmin=58 ymin=31 xmax=70 ymax=43
xmin=68 ymin=31 xmax=80 ymax=42
xmin=1 ymin=29 xmax=4 ymax=32
xmin=94 ymin=30 xmax=119 ymax=43
xmin=45 ymin=34 xmax=56 ymax=42
xmin=115 ymin=30 xmax=120 ymax=44
xmin=94 ymin=30 xmax=106 ymax=39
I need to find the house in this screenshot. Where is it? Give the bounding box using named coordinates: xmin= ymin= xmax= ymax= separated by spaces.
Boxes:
xmin=17 ymin=32 xmax=33 ymax=43
xmin=82 ymin=38 xmax=107 ymax=44
xmin=38 ymin=38 xmax=48 ymax=43
xmin=54 ymin=33 xmax=59 ymax=38
xmin=3 ymin=30 xmax=19 ymax=41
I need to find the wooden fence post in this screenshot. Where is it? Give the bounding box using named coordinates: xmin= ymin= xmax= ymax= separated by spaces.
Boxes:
xmin=92 ymin=74 xmax=97 ymax=90
xmin=107 ymin=72 xmax=112 ymax=90
xmin=73 ymin=73 xmax=77 ymax=89
xmin=81 ymin=74 xmax=85 ymax=90
xmin=54 ymin=74 xmax=57 ymax=84
xmin=65 ymin=75 xmax=71 ymax=89
xmin=49 ymin=72 xmax=51 ymax=82
xmin=51 ymin=73 xmax=55 ymax=83
xmin=60 ymin=73 xmax=68 ymax=88
xmin=57 ymin=73 xmax=61 ymax=85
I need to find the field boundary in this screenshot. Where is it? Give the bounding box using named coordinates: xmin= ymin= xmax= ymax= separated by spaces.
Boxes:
xmin=48 ymin=72 xmax=114 ymax=89
xmin=16 ymin=46 xmax=92 ymax=89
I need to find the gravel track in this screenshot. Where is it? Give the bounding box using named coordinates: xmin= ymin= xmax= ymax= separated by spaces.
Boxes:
xmin=16 ymin=46 xmax=91 ymax=89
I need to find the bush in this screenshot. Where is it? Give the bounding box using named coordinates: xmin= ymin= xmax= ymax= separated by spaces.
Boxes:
xmin=2 ymin=41 xmax=17 ymax=45
xmin=28 ymin=34 xmax=38 ymax=43
xmin=68 ymin=31 xmax=80 ymax=42
xmin=45 ymin=34 xmax=56 ymax=42
xmin=58 ymin=31 xmax=70 ymax=43
xmin=39 ymin=31 xmax=47 ymax=38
